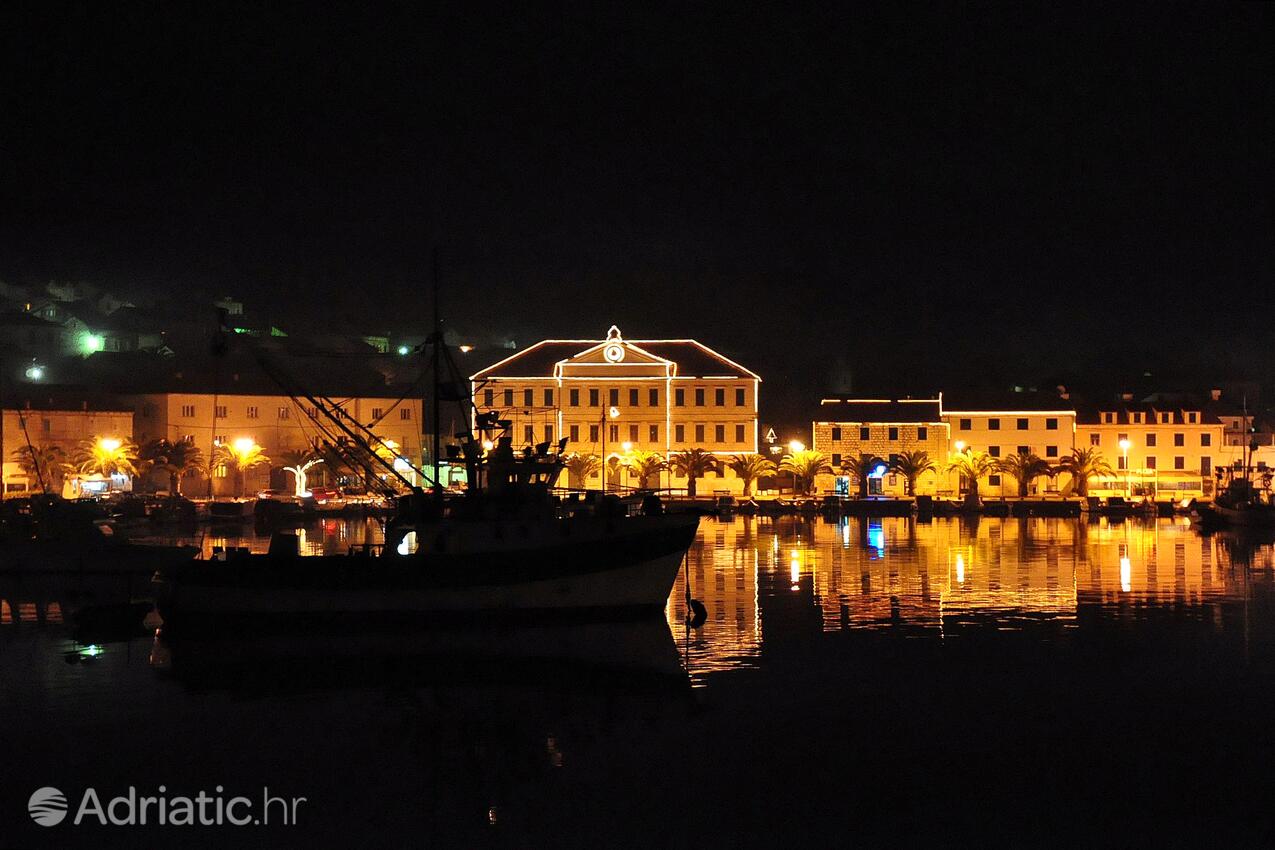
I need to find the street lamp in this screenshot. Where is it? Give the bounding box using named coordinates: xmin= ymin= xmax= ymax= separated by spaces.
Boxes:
xmin=954 ymin=440 xmax=966 ymax=453
xmin=1119 ymin=438 xmax=1131 ymax=496
xmin=601 ymin=405 xmax=620 ymax=491
xmin=788 ymin=439 xmax=805 ymax=453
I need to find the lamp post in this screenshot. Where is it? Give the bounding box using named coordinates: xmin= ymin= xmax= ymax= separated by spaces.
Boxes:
xmin=600 ymin=405 xmax=619 ymax=491
xmin=953 ymin=440 xmax=967 ymax=496
xmin=1119 ymin=438 xmax=1131 ymax=497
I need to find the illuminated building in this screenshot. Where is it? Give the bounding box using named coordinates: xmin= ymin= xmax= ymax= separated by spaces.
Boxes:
xmin=811 ymin=398 xmax=948 ymax=496
xmin=470 ymin=326 xmax=761 ymax=493
xmin=942 ymin=397 xmax=1077 ymax=496
xmin=1076 ymin=401 xmax=1225 ymax=499
xmin=1 ymin=400 xmax=134 ymax=498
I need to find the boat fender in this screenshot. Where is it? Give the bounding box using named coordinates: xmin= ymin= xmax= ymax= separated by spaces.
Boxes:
xmin=688 ymin=598 xmax=708 ymax=628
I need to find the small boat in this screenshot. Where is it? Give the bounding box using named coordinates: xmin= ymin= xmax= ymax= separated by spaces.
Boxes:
xmin=207 ymin=499 xmax=252 ymax=521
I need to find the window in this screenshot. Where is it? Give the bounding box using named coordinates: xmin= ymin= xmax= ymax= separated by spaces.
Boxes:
xmin=675 ymin=388 xmax=685 ymax=407
xmin=1202 ymin=457 xmax=1212 ymax=476
xmin=649 ymin=388 xmax=659 ymax=406
xmin=244 ymin=405 xmax=258 ymax=421
xmin=1174 ymin=456 xmax=1185 ymax=470
xmin=831 ymin=426 xmax=842 ymax=441
xmin=1045 ymin=418 xmax=1058 ymax=430
xmin=523 ymin=389 xmax=533 ymax=407
xmin=1174 ymin=433 xmax=1184 ymax=447
xmin=675 ymin=424 xmax=685 ymax=442
xmin=1017 ymin=418 xmax=1028 ymax=430
xmin=709 ymin=424 xmax=721 ymax=442
xmin=917 ymin=427 xmax=927 ymax=441
xmin=570 ymin=425 xmax=580 ymax=442
xmin=609 ymin=424 xmax=618 ymax=442
xmin=589 ymin=388 xmax=599 ymax=407
xmin=503 ymin=389 xmax=514 ymax=407
xmin=988 ymin=475 xmax=1001 ymax=486
xmin=649 ymin=425 xmax=659 ymax=442
xmin=278 ymin=407 xmax=291 ymax=421
xmin=691 ymin=424 xmax=703 ymax=442
xmin=1118 ymin=455 xmax=1127 ymax=470
xmin=832 ymin=453 xmax=841 ymax=467
xmin=712 ymin=388 xmax=724 ymax=406
xmin=569 ymin=388 xmax=579 ymax=406
xmin=735 ymin=424 xmax=745 ymax=443
xmin=1046 ymin=445 xmax=1058 ymax=458
xmin=609 ymin=388 xmax=619 ymax=407
xmin=1146 ymin=434 xmax=1156 ymax=447
xmin=1017 ymin=445 xmax=1029 ymax=455
xmin=1103 ymin=412 xmax=1115 ymax=424
xmin=524 ymin=425 xmax=534 ymax=444
xmin=399 ymin=408 xmax=411 ymax=421
xmin=306 ymin=407 xmax=318 ymax=419
xmin=1090 ymin=433 xmax=1100 ymax=446
xmin=888 ymin=427 xmax=898 ymax=440
xmin=544 ymin=388 xmax=554 ymax=407
xmin=735 ymin=388 xmax=745 ymax=406
xmin=629 ymin=388 xmax=639 ymax=407
xmin=1160 ymin=412 xmax=1170 ymax=424
xmin=959 ymin=418 xmax=972 ymax=430
xmin=989 ymin=446 xmax=1001 ymax=457
xmin=215 ymin=405 xmax=227 ymax=419
xmin=1132 ymin=412 xmax=1143 ymax=424
xmin=988 ymin=418 xmax=1000 ymax=431
xmin=545 ymin=425 xmax=554 ymax=442
xmin=1188 ymin=412 xmax=1198 ymax=423
xmin=371 ymin=407 xmax=383 ymax=420
xmin=1201 ymin=434 xmax=1212 ymax=447
xmin=694 ymin=388 xmax=705 ymax=406
xmin=589 ymin=425 xmax=599 ymax=442
xmin=484 ymin=389 xmax=495 ymax=407
xmin=629 ymin=424 xmax=639 ymax=442
xmin=181 ymin=404 xmax=195 ymax=418
xmin=860 ymin=426 xmax=870 ymax=440
xmin=1146 ymin=456 xmax=1157 ymax=470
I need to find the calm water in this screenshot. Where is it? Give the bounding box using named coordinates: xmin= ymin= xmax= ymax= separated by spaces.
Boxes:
xmin=4 ymin=516 xmax=1275 ymax=847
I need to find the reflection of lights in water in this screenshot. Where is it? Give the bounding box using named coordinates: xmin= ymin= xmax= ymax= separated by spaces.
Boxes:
xmin=842 ymin=520 xmax=850 ymax=546
xmin=955 ymin=554 xmax=965 ymax=585
xmin=867 ymin=520 xmax=884 ymax=553
xmin=81 ymin=645 xmax=103 ymax=657
xmin=397 ymin=531 xmax=417 ymax=555
xmin=487 ymin=807 xmax=498 ymax=825
xmin=790 ymin=550 xmax=800 ymax=589
xmin=1120 ymin=556 xmax=1132 ymax=593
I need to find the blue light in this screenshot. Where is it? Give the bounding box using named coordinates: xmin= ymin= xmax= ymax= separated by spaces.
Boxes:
xmin=869 ymin=462 xmax=888 ymax=478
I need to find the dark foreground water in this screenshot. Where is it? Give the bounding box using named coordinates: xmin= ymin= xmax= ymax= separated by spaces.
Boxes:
xmin=4 ymin=516 xmax=1275 ymax=848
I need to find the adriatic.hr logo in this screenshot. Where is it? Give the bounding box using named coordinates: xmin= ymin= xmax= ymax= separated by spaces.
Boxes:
xmin=28 ymin=787 xmax=68 ymax=826
xmin=26 ymin=785 xmax=306 ymax=827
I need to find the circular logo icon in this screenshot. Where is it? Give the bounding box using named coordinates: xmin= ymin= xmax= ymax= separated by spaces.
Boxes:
xmin=28 ymin=787 xmax=67 ymax=826
xmin=603 ymin=343 xmax=625 ymax=363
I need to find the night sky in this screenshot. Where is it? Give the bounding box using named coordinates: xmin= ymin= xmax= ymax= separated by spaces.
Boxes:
xmin=3 ymin=4 xmax=1273 ymax=417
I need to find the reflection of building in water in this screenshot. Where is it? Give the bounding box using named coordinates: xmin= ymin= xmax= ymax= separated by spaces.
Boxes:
xmin=1073 ymin=518 xmax=1246 ymax=604
xmin=666 ymin=518 xmax=762 ymax=673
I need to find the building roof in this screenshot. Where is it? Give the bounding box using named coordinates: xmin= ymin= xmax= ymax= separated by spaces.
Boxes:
xmin=1074 ymin=402 xmax=1226 ymax=426
xmin=814 ymin=398 xmax=944 ymax=423
xmin=471 ymin=330 xmax=759 ymax=380
xmin=940 ymin=391 xmax=1075 ymax=413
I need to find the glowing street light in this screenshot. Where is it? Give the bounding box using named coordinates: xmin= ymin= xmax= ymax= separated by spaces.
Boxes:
xmin=24 ymin=364 xmax=44 ymax=381
xmin=954 ymin=440 xmax=966 ymax=453
xmin=397 ymin=344 xmax=411 ymax=356
xmin=788 ymin=440 xmax=805 ymax=453
xmin=621 ymin=441 xmax=633 ymax=452
xmin=1119 ymin=438 xmax=1131 ymax=496
xmin=98 ymin=437 xmax=122 ymax=452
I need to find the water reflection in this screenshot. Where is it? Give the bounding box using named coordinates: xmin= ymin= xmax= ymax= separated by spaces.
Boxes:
xmin=667 ymin=516 xmax=1255 ymax=676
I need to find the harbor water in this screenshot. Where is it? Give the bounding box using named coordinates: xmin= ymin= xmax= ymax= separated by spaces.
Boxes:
xmin=3 ymin=515 xmax=1275 ymax=847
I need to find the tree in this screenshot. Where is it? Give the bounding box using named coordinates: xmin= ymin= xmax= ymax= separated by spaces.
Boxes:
xmin=891 ymin=450 xmax=937 ymax=496
xmin=564 ymin=453 xmax=601 ymax=489
xmin=946 ymin=450 xmax=997 ymax=507
xmin=211 ymin=439 xmax=270 ymax=498
xmin=278 ymin=448 xmax=324 ymax=498
xmin=781 ymin=449 xmax=833 ymax=496
xmin=727 ymin=453 xmax=777 ymax=497
xmin=72 ymin=436 xmax=139 ymax=479
xmin=995 ymin=450 xmax=1054 ymax=498
xmin=1055 ymin=447 xmax=1115 ymax=497
xmin=840 ymin=452 xmax=887 ymax=498
xmin=139 ymin=437 xmax=204 ymax=496
xmin=624 ymin=450 xmax=667 ymax=491
xmin=669 ymin=448 xmax=719 ymax=499
xmin=10 ymin=444 xmax=65 ymax=494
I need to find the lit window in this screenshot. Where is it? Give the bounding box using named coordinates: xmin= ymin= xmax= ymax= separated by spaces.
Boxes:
xmin=1090 ymin=433 xmax=1100 ymax=446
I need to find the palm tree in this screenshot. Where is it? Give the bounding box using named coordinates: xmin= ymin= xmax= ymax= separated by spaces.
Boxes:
xmin=211 ymin=440 xmax=270 ymax=498
xmin=624 ymin=450 xmax=666 ymax=491
xmin=278 ymin=448 xmax=324 ymax=497
xmin=781 ymin=450 xmax=833 ymax=496
xmin=995 ymin=450 xmax=1054 ymax=498
xmin=891 ymin=450 xmax=937 ymax=496
xmin=1055 ymin=447 xmax=1115 ymax=497
xmin=564 ymin=453 xmax=601 ymax=489
xmin=139 ymin=437 xmax=204 ymax=496
xmin=72 ymin=436 xmax=140 ymax=479
xmin=946 ymin=450 xmax=997 ymax=507
xmin=10 ymin=444 xmax=65 ymax=494
xmin=727 ymin=453 xmax=777 ymax=497
xmin=840 ymin=452 xmax=886 ymax=498
xmin=669 ymin=448 xmax=719 ymax=499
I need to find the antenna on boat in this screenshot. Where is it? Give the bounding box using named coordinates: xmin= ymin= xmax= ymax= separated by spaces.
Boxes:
xmin=432 ymin=247 xmax=442 ymax=499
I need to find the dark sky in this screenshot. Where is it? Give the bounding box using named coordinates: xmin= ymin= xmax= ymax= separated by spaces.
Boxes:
xmin=3 ymin=3 xmax=1273 ymax=417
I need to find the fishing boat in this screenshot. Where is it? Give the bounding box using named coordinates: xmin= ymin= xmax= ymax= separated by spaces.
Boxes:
xmin=1194 ymin=408 xmax=1275 ymax=527
xmin=153 ymin=301 xmax=700 ymax=628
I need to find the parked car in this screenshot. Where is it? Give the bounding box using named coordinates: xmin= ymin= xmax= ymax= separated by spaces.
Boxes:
xmin=307 ymin=487 xmax=342 ymax=504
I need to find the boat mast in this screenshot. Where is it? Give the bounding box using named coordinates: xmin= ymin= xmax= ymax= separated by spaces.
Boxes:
xmin=431 ymin=248 xmax=442 ymax=499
